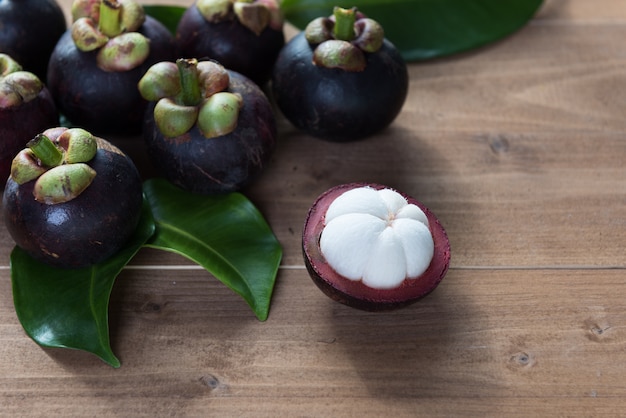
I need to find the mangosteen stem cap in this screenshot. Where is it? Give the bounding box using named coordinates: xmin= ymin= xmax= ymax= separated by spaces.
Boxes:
xmin=333 ymin=6 xmax=356 ymax=41
xmin=145 ymin=60 xmax=240 ymax=138
xmin=99 ymin=0 xmax=124 ymax=38
xmin=27 ymin=134 xmax=64 ymax=168
xmin=177 ymin=58 xmax=203 ymax=106
xmin=11 ymin=128 xmax=101 ymax=204
xmin=305 ymin=7 xmax=385 ymax=71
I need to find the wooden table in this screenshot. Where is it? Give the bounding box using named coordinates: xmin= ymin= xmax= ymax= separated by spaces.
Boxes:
xmin=2 ymin=0 xmax=625 ymax=416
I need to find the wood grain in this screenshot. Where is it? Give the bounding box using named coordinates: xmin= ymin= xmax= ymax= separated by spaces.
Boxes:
xmin=1 ymin=0 xmax=625 ymax=416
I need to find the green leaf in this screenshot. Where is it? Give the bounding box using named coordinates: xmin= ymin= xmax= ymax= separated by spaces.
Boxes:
xmin=143 ymin=5 xmax=186 ymax=35
xmin=10 ymin=198 xmax=156 ymax=368
xmin=143 ymin=178 xmax=282 ymax=321
xmin=280 ymin=0 xmax=544 ymax=61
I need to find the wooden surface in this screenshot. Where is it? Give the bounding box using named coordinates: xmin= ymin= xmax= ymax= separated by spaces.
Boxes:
xmin=2 ymin=0 xmax=626 ymax=416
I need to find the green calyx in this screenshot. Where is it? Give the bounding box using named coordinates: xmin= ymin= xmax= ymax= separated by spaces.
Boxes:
xmin=196 ymin=0 xmax=283 ymax=34
xmin=153 ymin=98 xmax=199 ymax=138
xmin=305 ymin=7 xmax=385 ymax=71
xmin=0 ymin=54 xmax=44 ymax=109
xmin=97 ymin=32 xmax=150 ymax=72
xmin=70 ymin=0 xmax=148 ymax=71
xmin=10 ymin=128 xmax=99 ymax=204
xmin=0 ymin=53 xmax=22 ymax=76
xmin=197 ymin=92 xmax=243 ymax=138
xmin=34 ymin=164 xmax=97 ymax=205
xmin=138 ymin=59 xmax=243 ymax=139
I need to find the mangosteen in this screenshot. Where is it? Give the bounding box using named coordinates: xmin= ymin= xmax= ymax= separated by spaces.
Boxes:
xmin=0 ymin=54 xmax=58 ymax=183
xmin=46 ymin=0 xmax=176 ymax=135
xmin=176 ymin=0 xmax=284 ymax=86
xmin=271 ymin=7 xmax=408 ymax=142
xmin=139 ymin=58 xmax=277 ymax=194
xmin=3 ymin=126 xmax=144 ymax=268
xmin=302 ymin=183 xmax=450 ymax=311
xmin=0 ymin=0 xmax=66 ymax=81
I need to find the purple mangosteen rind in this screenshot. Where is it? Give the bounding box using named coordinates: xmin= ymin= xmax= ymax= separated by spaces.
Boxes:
xmin=47 ymin=16 xmax=175 ymax=135
xmin=3 ymin=135 xmax=144 ymax=269
xmin=0 ymin=0 xmax=67 ymax=81
xmin=302 ymin=183 xmax=451 ymax=312
xmin=271 ymin=31 xmax=408 ymax=142
xmin=175 ymin=3 xmax=284 ymax=86
xmin=143 ymin=69 xmax=277 ymax=194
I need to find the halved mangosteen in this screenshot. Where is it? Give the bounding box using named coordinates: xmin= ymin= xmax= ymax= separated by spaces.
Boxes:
xmin=303 ymin=183 xmax=451 ymax=311
xmin=3 ymin=127 xmax=143 ymax=268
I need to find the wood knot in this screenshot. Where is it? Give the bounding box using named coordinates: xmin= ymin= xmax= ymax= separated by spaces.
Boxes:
xmin=138 ymin=295 xmax=169 ymax=318
xmin=586 ymin=323 xmax=613 ymax=342
xmin=509 ymin=351 xmax=535 ymax=368
xmin=141 ymin=301 xmax=162 ymax=313
xmin=199 ymin=374 xmax=227 ymax=392
xmin=583 ymin=317 xmax=615 ymax=342
xmin=488 ymin=135 xmax=510 ymax=155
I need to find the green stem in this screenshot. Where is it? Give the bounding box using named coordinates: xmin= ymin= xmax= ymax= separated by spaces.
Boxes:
xmin=99 ymin=0 xmax=123 ymax=38
xmin=176 ymin=58 xmax=202 ymax=106
xmin=27 ymin=135 xmax=64 ymax=168
xmin=333 ymin=6 xmax=356 ymax=41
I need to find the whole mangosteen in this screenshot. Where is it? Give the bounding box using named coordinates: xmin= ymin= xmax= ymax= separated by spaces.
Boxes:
xmin=139 ymin=58 xmax=277 ymax=194
xmin=47 ymin=0 xmax=176 ymax=135
xmin=3 ymin=127 xmax=144 ymax=268
xmin=0 ymin=54 xmax=58 ymax=183
xmin=0 ymin=0 xmax=66 ymax=81
xmin=271 ymin=7 xmax=408 ymax=142
xmin=176 ymin=0 xmax=284 ymax=86
xmin=302 ymin=183 xmax=450 ymax=311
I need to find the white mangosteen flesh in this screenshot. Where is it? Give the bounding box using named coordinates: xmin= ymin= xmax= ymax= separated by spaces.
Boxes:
xmin=319 ymin=186 xmax=435 ymax=289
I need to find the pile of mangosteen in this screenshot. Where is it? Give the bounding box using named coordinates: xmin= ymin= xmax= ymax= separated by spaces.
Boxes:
xmin=1 ymin=0 xmax=449 ymax=312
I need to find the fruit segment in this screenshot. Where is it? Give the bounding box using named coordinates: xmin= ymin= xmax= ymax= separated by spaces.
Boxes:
xmin=320 ymin=186 xmax=434 ymax=289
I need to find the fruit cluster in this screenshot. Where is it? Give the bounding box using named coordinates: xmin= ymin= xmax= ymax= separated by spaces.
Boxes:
xmin=0 ymin=0 xmax=449 ymax=310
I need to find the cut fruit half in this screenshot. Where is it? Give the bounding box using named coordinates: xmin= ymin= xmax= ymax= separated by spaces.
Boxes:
xmin=303 ymin=183 xmax=451 ymax=311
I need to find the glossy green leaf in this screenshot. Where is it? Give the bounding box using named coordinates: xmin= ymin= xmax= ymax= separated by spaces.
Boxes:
xmin=10 ymin=198 xmax=156 ymax=368
xmin=143 ymin=5 xmax=186 ymax=35
xmin=143 ymin=178 xmax=282 ymax=321
xmin=280 ymin=0 xmax=544 ymax=61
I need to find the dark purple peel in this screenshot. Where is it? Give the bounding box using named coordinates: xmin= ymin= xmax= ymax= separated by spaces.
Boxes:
xmin=176 ymin=4 xmax=284 ymax=86
xmin=0 ymin=0 xmax=66 ymax=81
